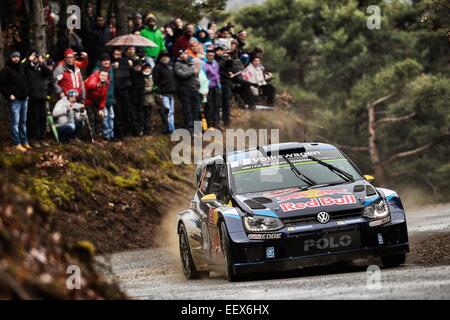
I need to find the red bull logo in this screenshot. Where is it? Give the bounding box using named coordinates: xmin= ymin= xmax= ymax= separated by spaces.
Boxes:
xmin=277 ymin=189 xmax=350 ymax=202
xmin=279 ymin=195 xmax=357 ymax=212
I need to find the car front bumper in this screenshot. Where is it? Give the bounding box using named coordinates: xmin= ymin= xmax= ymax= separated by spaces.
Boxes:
xmin=230 ymin=217 xmax=409 ymax=275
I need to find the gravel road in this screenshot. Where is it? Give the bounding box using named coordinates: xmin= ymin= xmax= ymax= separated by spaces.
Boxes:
xmin=102 ymin=203 xmax=450 ymax=299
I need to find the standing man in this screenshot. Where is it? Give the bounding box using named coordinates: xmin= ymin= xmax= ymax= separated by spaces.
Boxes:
xmin=153 ymin=52 xmax=176 ymax=134
xmin=140 ymin=14 xmax=166 ymax=62
xmin=111 ymin=48 xmax=132 ymax=138
xmin=215 ymin=46 xmax=233 ymax=127
xmin=0 ymin=51 xmax=30 ymax=152
xmin=94 ymin=54 xmax=115 ymax=141
xmin=53 ymin=49 xmax=86 ymax=102
xmin=89 ymin=15 xmax=112 ymax=72
xmin=26 ymin=52 xmax=52 ymax=147
xmin=173 ymin=24 xmax=195 ymax=57
xmin=174 ymin=50 xmax=201 ymax=134
xmin=203 ymin=49 xmax=221 ymax=130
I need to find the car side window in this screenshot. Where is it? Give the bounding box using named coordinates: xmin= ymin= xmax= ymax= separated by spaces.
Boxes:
xmin=209 ymin=164 xmax=229 ymax=204
xmin=199 ymin=164 xmax=214 ymax=195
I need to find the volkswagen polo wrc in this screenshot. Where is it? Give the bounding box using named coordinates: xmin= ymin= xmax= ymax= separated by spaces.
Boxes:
xmin=176 ymin=142 xmax=409 ymax=281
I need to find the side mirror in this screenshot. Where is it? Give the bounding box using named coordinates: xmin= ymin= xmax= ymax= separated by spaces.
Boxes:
xmin=364 ymin=175 xmax=375 ymax=183
xmin=201 ymin=194 xmax=221 ymax=207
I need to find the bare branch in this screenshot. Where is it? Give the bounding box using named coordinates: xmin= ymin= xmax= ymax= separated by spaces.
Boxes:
xmin=433 ymin=0 xmax=450 ymax=11
xmin=337 ymin=145 xmax=369 ymax=152
xmin=367 ymin=92 xmax=396 ymax=110
xmin=376 ymin=112 xmax=416 ymax=125
xmin=382 ymin=131 xmax=450 ymax=166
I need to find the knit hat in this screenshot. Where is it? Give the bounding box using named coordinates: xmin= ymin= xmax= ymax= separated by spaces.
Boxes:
xmin=9 ymin=51 xmax=20 ymax=58
xmin=64 ymin=48 xmax=75 ymax=57
xmin=145 ymin=13 xmax=156 ymax=22
xmin=100 ymin=53 xmax=111 ymax=61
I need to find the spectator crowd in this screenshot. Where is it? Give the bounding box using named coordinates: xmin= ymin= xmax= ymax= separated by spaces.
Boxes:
xmin=0 ymin=12 xmax=276 ymax=151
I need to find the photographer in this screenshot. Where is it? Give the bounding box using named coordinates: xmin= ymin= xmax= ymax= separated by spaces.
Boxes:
xmin=53 ymin=49 xmax=86 ymax=101
xmin=26 ymin=52 xmax=52 ymax=147
xmin=52 ymin=90 xmax=85 ymax=142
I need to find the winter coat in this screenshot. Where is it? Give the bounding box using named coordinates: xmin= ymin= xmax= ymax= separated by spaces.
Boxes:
xmin=94 ymin=63 xmax=115 ymax=106
xmin=84 ymin=70 xmax=109 ymax=110
xmin=140 ymin=26 xmax=166 ymax=58
xmin=152 ymin=62 xmax=176 ymax=95
xmin=52 ymin=96 xmax=84 ymax=126
xmin=112 ymin=57 xmax=132 ymax=91
xmin=215 ymin=56 xmax=234 ymax=84
xmin=202 ymin=60 xmax=221 ymax=89
xmin=27 ymin=61 xmax=52 ymax=100
xmin=130 ymin=69 xmax=145 ymax=105
xmin=143 ymin=74 xmax=156 ymax=106
xmin=53 ymin=62 xmax=86 ymax=100
xmin=173 ymin=59 xmax=200 ymax=92
xmin=0 ymin=59 xmax=30 ymax=100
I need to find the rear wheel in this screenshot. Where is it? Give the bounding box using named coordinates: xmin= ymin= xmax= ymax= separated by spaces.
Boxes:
xmin=220 ymin=221 xmax=239 ymax=282
xmin=381 ymin=253 xmax=406 ymax=268
xmin=179 ymin=223 xmax=203 ymax=279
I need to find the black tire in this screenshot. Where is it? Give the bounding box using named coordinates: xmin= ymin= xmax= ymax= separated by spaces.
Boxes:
xmin=219 ymin=220 xmax=239 ymax=282
xmin=179 ymin=223 xmax=203 ymax=279
xmin=381 ymin=253 xmax=406 ymax=268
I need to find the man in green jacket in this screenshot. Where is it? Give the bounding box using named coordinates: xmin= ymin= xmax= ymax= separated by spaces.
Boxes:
xmin=140 ymin=13 xmax=166 ymax=60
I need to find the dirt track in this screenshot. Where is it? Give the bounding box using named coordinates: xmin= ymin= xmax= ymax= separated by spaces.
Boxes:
xmin=102 ymin=203 xmax=450 ymax=299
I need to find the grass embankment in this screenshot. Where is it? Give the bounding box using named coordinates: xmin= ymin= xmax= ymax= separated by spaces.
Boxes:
xmin=0 ymin=135 xmax=194 ymax=254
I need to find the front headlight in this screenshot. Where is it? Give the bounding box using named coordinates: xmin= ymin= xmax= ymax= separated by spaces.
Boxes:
xmin=363 ymin=199 xmax=389 ymax=219
xmin=243 ymin=215 xmax=284 ymax=232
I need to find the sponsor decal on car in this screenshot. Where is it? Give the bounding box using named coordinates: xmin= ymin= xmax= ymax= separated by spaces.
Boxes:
xmin=248 ymin=233 xmax=282 ymax=240
xmin=277 ymin=189 xmax=351 ymax=202
xmin=280 ymin=195 xmax=357 ymax=212
xmin=304 ymin=234 xmax=353 ymax=252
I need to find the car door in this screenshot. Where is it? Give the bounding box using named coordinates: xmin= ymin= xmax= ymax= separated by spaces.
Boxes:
xmin=205 ymin=163 xmax=231 ymax=264
xmin=196 ymin=163 xmax=216 ymax=263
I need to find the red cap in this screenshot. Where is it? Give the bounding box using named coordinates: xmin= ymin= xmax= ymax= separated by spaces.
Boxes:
xmin=64 ymin=48 xmax=75 ymax=57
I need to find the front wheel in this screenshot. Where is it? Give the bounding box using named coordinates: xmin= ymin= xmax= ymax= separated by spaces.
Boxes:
xmin=220 ymin=221 xmax=239 ymax=282
xmin=179 ymin=223 xmax=203 ymax=279
xmin=381 ymin=253 xmax=406 ymax=268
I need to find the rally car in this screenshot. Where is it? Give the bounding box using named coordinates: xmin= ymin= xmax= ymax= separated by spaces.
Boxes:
xmin=176 ymin=142 xmax=409 ymax=281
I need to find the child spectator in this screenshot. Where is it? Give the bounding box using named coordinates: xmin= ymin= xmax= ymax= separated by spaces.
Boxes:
xmin=141 ymin=64 xmax=156 ymax=135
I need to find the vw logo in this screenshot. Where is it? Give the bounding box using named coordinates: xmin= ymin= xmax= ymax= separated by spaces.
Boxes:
xmin=317 ymin=211 xmax=330 ymax=224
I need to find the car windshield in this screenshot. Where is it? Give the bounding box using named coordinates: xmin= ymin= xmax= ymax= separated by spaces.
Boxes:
xmin=230 ymin=149 xmax=361 ymax=194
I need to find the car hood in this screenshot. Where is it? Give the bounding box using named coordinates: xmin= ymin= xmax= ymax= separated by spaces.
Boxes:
xmin=234 ymin=181 xmax=381 ymax=219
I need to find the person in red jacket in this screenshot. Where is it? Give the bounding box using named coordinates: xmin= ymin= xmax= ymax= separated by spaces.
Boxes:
xmin=84 ymin=69 xmax=110 ymax=136
xmin=53 ymin=48 xmax=87 ymax=101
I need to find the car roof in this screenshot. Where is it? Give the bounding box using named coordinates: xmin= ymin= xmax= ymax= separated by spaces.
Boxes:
xmin=224 ymin=142 xmax=338 ymax=163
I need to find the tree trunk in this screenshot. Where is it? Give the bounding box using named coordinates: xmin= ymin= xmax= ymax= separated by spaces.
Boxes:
xmin=31 ymin=0 xmax=47 ymax=55
xmin=113 ymin=0 xmax=127 ymax=36
xmin=0 ymin=18 xmax=4 ymax=69
xmin=367 ymin=102 xmax=387 ymax=185
xmin=57 ymin=0 xmax=69 ymax=57
xmin=96 ymin=0 xmax=102 ymax=17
